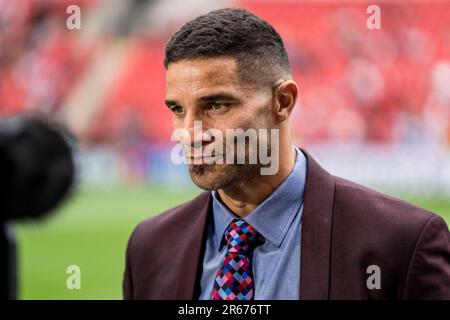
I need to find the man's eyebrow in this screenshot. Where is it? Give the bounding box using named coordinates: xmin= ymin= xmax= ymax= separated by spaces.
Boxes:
xmin=197 ymin=93 xmax=240 ymax=103
xmin=164 ymin=93 xmax=240 ymax=108
xmin=164 ymin=99 xmax=179 ymax=108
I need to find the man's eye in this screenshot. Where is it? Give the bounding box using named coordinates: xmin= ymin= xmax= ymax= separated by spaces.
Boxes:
xmin=172 ymin=106 xmax=183 ymax=114
xmin=208 ymin=102 xmax=224 ymax=111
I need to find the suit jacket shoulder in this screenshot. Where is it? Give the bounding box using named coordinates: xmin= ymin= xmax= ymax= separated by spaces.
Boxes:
xmin=123 ymin=191 xmax=211 ymax=299
xmin=330 ymin=176 xmax=450 ymax=299
xmin=131 ymin=191 xmax=209 ymax=248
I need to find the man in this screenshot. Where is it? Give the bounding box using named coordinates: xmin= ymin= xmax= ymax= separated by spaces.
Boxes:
xmin=123 ymin=8 xmax=450 ymax=300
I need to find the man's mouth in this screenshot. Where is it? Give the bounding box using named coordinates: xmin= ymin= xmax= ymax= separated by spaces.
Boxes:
xmin=188 ymin=154 xmax=224 ymax=163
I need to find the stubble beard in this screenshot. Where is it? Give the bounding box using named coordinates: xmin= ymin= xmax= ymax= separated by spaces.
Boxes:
xmin=188 ymin=162 xmax=261 ymax=191
xmin=186 ymin=131 xmax=274 ymax=191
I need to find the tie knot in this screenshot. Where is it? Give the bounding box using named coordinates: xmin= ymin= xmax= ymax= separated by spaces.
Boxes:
xmin=224 ymin=219 xmax=259 ymax=253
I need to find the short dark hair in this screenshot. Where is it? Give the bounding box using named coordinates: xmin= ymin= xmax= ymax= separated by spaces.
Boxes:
xmin=164 ymin=8 xmax=291 ymax=86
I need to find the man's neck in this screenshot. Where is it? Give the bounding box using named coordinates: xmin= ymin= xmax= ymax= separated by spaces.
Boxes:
xmin=217 ymin=146 xmax=296 ymax=217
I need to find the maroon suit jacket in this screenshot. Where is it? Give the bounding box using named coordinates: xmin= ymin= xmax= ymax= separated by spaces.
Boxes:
xmin=123 ymin=150 xmax=450 ymax=299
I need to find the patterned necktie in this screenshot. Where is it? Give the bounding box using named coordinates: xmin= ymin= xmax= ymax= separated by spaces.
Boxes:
xmin=211 ymin=219 xmax=259 ymax=300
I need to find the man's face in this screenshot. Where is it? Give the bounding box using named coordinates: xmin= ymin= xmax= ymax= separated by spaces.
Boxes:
xmin=165 ymin=57 xmax=276 ymax=190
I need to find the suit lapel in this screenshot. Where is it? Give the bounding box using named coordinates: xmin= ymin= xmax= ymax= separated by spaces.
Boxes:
xmin=300 ymin=149 xmax=335 ymax=299
xmin=174 ymin=191 xmax=212 ymax=299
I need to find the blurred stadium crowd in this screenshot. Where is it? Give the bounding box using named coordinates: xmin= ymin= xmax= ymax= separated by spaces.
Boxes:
xmin=1 ymin=0 xmax=450 ymax=192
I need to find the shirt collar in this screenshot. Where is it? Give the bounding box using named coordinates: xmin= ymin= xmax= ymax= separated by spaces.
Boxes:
xmin=211 ymin=146 xmax=307 ymax=251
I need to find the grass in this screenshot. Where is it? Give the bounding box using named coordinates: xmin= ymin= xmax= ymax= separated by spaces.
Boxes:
xmin=13 ymin=185 xmax=201 ymax=300
xmin=12 ymin=185 xmax=450 ymax=300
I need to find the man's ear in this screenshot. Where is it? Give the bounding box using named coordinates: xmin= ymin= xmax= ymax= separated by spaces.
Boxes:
xmin=273 ymin=80 xmax=299 ymax=122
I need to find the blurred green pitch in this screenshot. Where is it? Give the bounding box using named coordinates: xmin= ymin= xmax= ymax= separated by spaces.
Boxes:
xmin=12 ymin=186 xmax=450 ymax=300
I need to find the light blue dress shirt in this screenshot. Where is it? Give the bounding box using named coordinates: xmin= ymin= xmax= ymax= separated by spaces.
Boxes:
xmin=198 ymin=146 xmax=307 ymax=300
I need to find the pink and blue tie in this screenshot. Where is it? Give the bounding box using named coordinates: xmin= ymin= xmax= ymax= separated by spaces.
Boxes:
xmin=211 ymin=219 xmax=259 ymax=300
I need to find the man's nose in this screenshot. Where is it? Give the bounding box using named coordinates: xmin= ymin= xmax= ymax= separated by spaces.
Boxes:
xmin=178 ymin=112 xmax=214 ymax=148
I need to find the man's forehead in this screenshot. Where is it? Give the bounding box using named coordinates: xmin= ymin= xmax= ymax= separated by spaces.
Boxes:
xmin=166 ymin=58 xmax=240 ymax=91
